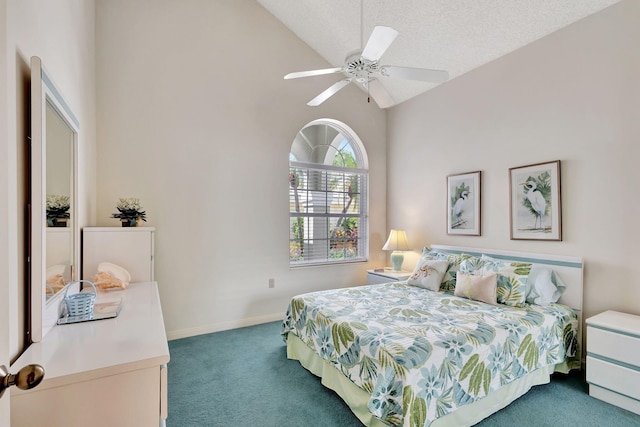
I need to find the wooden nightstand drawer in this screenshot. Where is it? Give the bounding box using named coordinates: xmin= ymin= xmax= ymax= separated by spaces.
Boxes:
xmin=586 ymin=356 xmax=640 ymax=401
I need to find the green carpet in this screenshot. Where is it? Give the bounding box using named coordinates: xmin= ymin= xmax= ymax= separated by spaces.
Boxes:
xmin=168 ymin=321 xmax=640 ymax=427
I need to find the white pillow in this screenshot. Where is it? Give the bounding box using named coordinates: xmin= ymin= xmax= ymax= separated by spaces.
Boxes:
xmin=526 ymin=265 xmax=566 ymax=305
xmin=407 ymin=259 xmax=449 ymax=291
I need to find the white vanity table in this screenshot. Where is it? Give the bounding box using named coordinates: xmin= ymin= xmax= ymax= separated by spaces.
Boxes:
xmin=14 ymin=57 xmax=168 ymax=426
xmin=11 ymin=282 xmax=169 ymax=427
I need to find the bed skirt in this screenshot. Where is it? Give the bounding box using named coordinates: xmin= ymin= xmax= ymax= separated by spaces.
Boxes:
xmin=286 ymin=332 xmax=556 ymax=427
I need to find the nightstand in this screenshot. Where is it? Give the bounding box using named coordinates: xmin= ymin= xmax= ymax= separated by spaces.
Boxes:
xmin=586 ymin=310 xmax=640 ymax=415
xmin=367 ymin=269 xmax=411 ymax=285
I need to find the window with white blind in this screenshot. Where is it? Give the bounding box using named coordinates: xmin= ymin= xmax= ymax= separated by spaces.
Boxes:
xmin=289 ymin=119 xmax=368 ymax=267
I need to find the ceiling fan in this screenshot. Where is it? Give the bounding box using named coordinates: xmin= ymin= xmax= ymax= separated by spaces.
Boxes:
xmin=284 ymin=26 xmax=449 ymax=108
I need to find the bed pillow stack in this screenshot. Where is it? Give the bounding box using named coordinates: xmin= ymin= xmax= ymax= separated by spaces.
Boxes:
xmin=408 ymin=247 xmax=566 ymax=307
xmin=458 ymin=255 xmax=531 ymax=307
xmin=480 ymin=255 xmax=531 ymax=308
xmin=407 ymin=247 xmax=473 ymax=293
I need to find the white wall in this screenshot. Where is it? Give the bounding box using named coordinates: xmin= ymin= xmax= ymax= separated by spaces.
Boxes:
xmin=387 ymin=0 xmax=640 ymax=320
xmin=4 ymin=0 xmax=96 ymax=359
xmin=1 ymin=0 xmax=11 ymax=419
xmin=95 ymin=0 xmax=388 ymax=339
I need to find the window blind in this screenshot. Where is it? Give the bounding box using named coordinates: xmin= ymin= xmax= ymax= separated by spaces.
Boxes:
xmin=289 ymin=163 xmax=368 ymax=266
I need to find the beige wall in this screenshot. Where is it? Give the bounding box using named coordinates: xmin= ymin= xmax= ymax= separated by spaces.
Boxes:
xmin=4 ymin=0 xmax=96 ymax=359
xmin=1 ymin=0 xmax=11 ymax=418
xmin=387 ymin=0 xmax=640 ymax=320
xmin=95 ymin=0 xmax=388 ymax=339
xmin=7 ymin=0 xmax=629 ymax=347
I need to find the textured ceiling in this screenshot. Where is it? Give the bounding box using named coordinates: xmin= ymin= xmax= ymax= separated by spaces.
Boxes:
xmin=257 ymin=0 xmax=621 ymax=108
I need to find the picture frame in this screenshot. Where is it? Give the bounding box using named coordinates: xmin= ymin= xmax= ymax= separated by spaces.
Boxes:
xmin=447 ymin=171 xmax=481 ymax=236
xmin=509 ymin=160 xmax=562 ymax=241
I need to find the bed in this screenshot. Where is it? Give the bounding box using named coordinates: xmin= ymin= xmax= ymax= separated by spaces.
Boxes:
xmin=281 ymin=245 xmax=583 ymax=427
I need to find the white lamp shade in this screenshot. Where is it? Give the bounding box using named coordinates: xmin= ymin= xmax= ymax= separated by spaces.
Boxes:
xmin=382 ymin=229 xmax=411 ymax=251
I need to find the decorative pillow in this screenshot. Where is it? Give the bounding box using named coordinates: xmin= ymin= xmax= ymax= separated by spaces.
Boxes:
xmin=436 ymin=252 xmax=474 ymax=293
xmin=407 ymin=259 xmax=449 ymax=291
xmin=526 ymin=265 xmax=566 ymax=305
xmin=458 ymin=255 xmax=486 ymax=275
xmin=480 ymin=255 xmax=531 ymax=308
xmin=414 ymin=248 xmax=475 ymax=293
xmin=454 ymin=272 xmax=498 ymax=305
xmin=418 ymin=246 xmax=444 ymax=260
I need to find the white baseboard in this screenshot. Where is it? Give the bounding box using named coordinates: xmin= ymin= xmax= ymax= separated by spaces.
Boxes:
xmin=166 ymin=312 xmax=284 ymax=341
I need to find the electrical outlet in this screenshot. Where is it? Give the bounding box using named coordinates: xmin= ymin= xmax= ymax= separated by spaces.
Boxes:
xmin=268 ymin=278 xmax=275 ymax=288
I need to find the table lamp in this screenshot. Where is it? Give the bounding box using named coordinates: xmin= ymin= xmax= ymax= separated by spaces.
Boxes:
xmin=382 ymin=229 xmax=411 ymax=272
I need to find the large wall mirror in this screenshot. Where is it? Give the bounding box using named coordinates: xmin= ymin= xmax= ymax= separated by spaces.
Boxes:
xmin=30 ymin=56 xmax=80 ymax=342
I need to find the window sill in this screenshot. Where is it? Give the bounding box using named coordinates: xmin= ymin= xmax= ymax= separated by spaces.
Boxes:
xmin=289 ymin=258 xmax=368 ymax=269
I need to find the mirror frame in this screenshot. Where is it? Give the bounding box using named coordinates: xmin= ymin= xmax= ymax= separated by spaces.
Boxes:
xmin=30 ymin=56 xmax=80 ymax=342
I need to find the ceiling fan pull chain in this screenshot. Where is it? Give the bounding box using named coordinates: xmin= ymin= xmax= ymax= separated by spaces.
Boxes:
xmin=360 ymin=0 xmax=364 ymax=49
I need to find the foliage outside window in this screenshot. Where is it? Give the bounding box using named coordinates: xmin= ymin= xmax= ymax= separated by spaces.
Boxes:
xmin=289 ymin=120 xmax=368 ymax=267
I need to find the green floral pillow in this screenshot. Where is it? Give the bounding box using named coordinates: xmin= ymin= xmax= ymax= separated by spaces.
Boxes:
xmin=458 ymin=256 xmax=485 ymax=274
xmin=432 ymin=252 xmax=474 ymax=293
xmin=479 ymin=255 xmax=531 ymax=308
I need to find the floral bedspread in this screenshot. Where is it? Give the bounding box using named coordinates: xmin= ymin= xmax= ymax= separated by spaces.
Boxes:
xmin=281 ymin=282 xmax=578 ymax=427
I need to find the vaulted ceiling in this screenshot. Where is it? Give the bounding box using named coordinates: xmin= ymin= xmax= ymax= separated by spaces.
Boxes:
xmin=257 ymin=0 xmax=621 ymax=108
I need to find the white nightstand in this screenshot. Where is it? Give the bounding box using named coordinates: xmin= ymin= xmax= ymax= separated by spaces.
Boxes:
xmin=586 ymin=310 xmax=640 ymax=415
xmin=367 ymin=269 xmax=411 ymax=285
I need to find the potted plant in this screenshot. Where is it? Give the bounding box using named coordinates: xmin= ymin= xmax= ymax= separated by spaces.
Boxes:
xmin=46 ymin=194 xmax=70 ymax=227
xmin=111 ymin=197 xmax=147 ymax=227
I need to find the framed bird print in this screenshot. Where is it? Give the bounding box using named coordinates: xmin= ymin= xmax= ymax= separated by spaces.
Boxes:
xmin=447 ymin=171 xmax=481 ymax=236
xmin=509 ymin=160 xmax=562 ymax=241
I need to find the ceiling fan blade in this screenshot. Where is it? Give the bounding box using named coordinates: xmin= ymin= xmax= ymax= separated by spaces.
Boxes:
xmin=307 ymin=79 xmax=352 ymax=106
xmin=361 ymin=26 xmax=398 ymax=62
xmin=380 ymin=65 xmax=449 ymax=83
xmin=366 ymin=79 xmax=394 ymax=109
xmin=284 ymin=68 xmax=343 ymax=80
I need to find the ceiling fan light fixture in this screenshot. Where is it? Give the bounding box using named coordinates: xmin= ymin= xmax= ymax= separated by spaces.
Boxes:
xmin=345 ymin=52 xmax=379 ymax=83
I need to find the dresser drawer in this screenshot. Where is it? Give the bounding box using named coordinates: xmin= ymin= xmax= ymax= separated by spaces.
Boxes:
xmin=589 ymin=385 xmax=640 ymax=416
xmin=587 ymin=326 xmax=640 ymax=368
xmin=587 ymin=356 xmax=640 ymax=401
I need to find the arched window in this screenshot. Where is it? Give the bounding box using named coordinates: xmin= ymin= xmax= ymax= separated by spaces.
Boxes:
xmin=289 ymin=119 xmax=368 ymax=267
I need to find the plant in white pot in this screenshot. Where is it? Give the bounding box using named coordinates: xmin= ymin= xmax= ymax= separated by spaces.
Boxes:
xmin=111 ymin=197 xmax=147 ymax=227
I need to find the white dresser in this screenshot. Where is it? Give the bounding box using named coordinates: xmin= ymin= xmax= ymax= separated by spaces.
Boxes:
xmin=82 ymin=227 xmax=154 ymax=282
xmin=586 ymin=310 xmax=640 ymax=415
xmin=11 ymin=282 xmax=170 ymax=426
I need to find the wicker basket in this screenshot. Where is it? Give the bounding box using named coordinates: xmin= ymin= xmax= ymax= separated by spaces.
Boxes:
xmin=64 ymin=280 xmax=97 ymax=317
